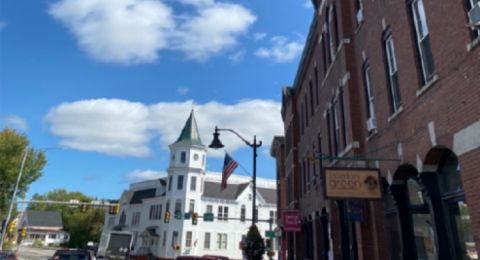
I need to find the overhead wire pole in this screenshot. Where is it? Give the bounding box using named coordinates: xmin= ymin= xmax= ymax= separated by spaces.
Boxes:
xmin=0 ymin=149 xmax=27 ymax=250
xmin=1 ymin=147 xmax=65 ymax=249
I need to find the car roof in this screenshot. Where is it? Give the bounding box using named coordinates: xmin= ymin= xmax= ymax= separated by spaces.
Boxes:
xmin=175 ymin=257 xmax=203 ymax=259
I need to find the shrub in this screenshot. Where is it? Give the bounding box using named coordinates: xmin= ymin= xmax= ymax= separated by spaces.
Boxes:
xmin=48 ymin=243 xmax=56 ymax=247
xmin=32 ymin=240 xmax=44 ymax=247
xmin=242 ymin=224 xmax=265 ymax=260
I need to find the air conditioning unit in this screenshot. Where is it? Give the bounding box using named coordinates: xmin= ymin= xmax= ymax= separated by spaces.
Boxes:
xmin=468 ymin=2 xmax=480 ymax=28
xmin=356 ymin=9 xmax=363 ymax=23
xmin=366 ymin=117 xmax=377 ymax=132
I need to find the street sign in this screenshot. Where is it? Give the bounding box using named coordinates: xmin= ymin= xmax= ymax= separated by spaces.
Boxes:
xmin=203 ymin=213 xmax=214 ymax=222
xmin=175 ymin=212 xmax=182 ymax=220
xmin=184 ymin=213 xmax=191 ymax=220
xmin=265 ymin=231 xmax=275 ymax=238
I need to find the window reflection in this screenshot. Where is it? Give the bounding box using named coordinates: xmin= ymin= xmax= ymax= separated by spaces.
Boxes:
xmin=412 ymin=214 xmax=436 ymax=260
xmin=407 ymin=178 xmax=424 ymax=205
xmin=450 ymin=201 xmax=477 ymax=260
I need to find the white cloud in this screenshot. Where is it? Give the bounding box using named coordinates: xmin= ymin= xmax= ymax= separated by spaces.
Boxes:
xmin=48 ymin=0 xmax=256 ymax=64
xmin=229 ymin=49 xmax=245 ymax=63
xmin=0 ymin=22 xmax=6 ymax=32
xmin=171 ymin=3 xmax=256 ymax=61
xmin=44 ymin=99 xmax=283 ymax=158
xmin=253 ymin=32 xmax=266 ymax=41
xmin=176 ymin=86 xmax=189 ymax=95
xmin=303 ymin=0 xmax=312 ymax=8
xmin=0 ymin=114 xmax=28 ymax=131
xmin=126 ymin=169 xmax=167 ymax=180
xmin=255 ymin=36 xmax=304 ymax=63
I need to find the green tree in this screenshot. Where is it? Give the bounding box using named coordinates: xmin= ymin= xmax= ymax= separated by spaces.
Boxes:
xmin=0 ymin=127 xmax=47 ymax=220
xmin=242 ymin=224 xmax=266 ymax=260
xmin=28 ymin=189 xmax=107 ymax=248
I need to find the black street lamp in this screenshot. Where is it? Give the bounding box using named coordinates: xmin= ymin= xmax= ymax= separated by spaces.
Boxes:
xmin=209 ymin=126 xmax=262 ymax=226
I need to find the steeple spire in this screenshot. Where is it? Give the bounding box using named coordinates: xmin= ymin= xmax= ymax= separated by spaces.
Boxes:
xmin=173 ymin=110 xmax=204 ymax=146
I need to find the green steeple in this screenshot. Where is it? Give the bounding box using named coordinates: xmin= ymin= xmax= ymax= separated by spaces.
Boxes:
xmin=173 ymin=110 xmax=204 ymax=146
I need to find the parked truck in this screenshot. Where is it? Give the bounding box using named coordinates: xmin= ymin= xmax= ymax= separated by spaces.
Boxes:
xmin=97 ymin=230 xmax=134 ymax=260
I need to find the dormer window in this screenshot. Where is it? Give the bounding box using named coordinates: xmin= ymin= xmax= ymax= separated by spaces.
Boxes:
xmin=181 ymin=152 xmax=187 ymax=163
xmin=249 ymin=194 xmax=252 ymax=200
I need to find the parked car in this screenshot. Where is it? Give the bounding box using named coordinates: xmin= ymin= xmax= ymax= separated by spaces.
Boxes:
xmin=0 ymin=251 xmax=17 ymax=260
xmin=202 ymin=255 xmax=230 ymax=260
xmin=50 ymin=248 xmax=96 ymax=260
xmin=174 ymin=256 xmax=203 ymax=260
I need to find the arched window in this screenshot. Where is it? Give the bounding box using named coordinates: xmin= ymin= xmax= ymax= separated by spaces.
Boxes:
xmin=437 ymin=151 xmax=475 ymax=259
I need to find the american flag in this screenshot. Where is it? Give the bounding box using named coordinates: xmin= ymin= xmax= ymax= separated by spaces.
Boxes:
xmin=221 ymin=153 xmax=239 ymax=191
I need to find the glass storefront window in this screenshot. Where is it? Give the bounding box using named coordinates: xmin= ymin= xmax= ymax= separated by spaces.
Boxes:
xmin=407 ymin=178 xmax=424 ymax=205
xmin=449 ymin=201 xmax=477 ymax=260
xmin=412 ymin=214 xmax=436 ymax=260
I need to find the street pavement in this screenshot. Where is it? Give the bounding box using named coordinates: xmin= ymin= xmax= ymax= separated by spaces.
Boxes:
xmin=17 ymin=246 xmax=57 ymax=260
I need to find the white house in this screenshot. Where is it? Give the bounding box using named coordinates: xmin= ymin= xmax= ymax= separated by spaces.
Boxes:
xmin=19 ymin=209 xmax=70 ymax=246
xmin=100 ymin=110 xmax=277 ymax=260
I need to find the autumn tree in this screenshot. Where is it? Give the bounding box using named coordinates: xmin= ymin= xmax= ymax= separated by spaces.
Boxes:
xmin=0 ymin=127 xmax=47 ymax=220
xmin=28 ymin=189 xmax=107 ymax=248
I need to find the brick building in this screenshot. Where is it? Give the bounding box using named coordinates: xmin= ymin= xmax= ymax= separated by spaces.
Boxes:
xmin=275 ymin=0 xmax=480 ymax=259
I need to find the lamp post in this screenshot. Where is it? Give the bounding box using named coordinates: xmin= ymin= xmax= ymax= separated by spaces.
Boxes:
xmin=209 ymin=126 xmax=262 ymax=226
xmin=0 ymin=147 xmax=64 ymax=249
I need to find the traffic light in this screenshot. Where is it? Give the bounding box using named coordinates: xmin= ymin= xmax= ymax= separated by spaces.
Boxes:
xmin=80 ymin=201 xmax=88 ymax=213
xmin=21 ymin=227 xmax=27 ymax=237
xmin=265 ymin=239 xmax=272 ymax=251
xmin=8 ymin=221 xmax=15 ymax=234
xmin=164 ymin=211 xmax=170 ymax=224
xmin=192 ymin=213 xmax=198 ymax=225
xmin=115 ymin=203 xmax=120 ymax=214
xmin=108 ymin=201 xmax=116 ymax=215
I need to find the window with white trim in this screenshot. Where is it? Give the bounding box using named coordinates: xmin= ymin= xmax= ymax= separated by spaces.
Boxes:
xmin=162 ymin=231 xmax=167 ymax=247
xmin=206 ymin=204 xmax=213 ymax=213
xmin=149 ymin=205 xmax=162 ymax=220
xmin=216 ymin=233 xmax=227 ymax=249
xmin=364 ymin=64 xmax=376 ymax=123
xmin=410 ymin=0 xmax=435 ymax=84
xmin=177 ymin=175 xmax=184 ymax=190
xmin=189 ymin=199 xmax=195 ymax=213
xmin=175 ymin=199 xmax=182 ymax=214
xmin=172 ymin=231 xmax=178 ymax=247
xmin=186 ymin=231 xmax=192 ymax=248
xmin=241 ymin=205 xmax=246 ymax=222
xmin=190 ymin=176 xmax=197 ymax=191
xmin=218 ymin=206 xmax=229 ymax=221
xmin=181 ymin=152 xmax=187 ymax=163
xmin=204 ymin=232 xmax=211 ymax=249
xmin=384 ymin=32 xmax=402 ymax=113
xmin=132 ymin=212 xmax=141 ymax=226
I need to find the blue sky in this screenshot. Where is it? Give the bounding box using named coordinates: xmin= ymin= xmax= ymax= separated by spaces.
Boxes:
xmin=0 ymin=0 xmax=313 ymax=201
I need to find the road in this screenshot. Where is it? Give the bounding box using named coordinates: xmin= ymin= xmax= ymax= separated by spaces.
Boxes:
xmin=17 ymin=246 xmax=57 ymax=260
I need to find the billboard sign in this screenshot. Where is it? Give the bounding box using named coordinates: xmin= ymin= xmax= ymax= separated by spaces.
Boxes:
xmin=323 ymin=168 xmax=382 ymax=200
xmin=283 ymin=211 xmax=301 ymax=232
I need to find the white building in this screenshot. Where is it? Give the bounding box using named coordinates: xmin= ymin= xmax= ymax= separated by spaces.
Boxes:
xmin=100 ymin=110 xmax=277 ymax=260
xmin=19 ymin=209 xmax=70 ymax=246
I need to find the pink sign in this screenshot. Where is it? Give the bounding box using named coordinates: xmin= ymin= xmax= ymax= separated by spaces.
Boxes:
xmin=283 ymin=211 xmax=301 ymax=232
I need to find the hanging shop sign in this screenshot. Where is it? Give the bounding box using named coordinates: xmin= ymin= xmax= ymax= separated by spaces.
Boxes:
xmin=283 ymin=211 xmax=301 ymax=232
xmin=323 ymin=168 xmax=382 ymax=200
